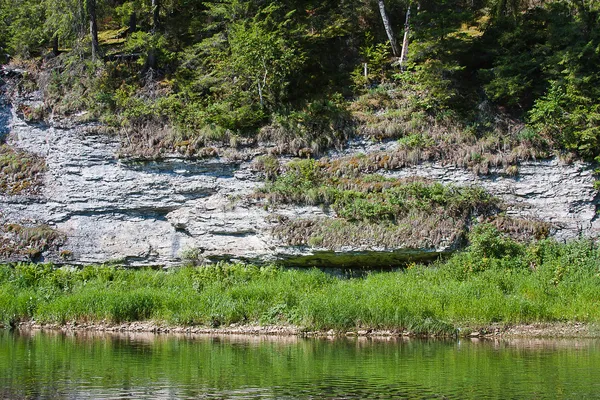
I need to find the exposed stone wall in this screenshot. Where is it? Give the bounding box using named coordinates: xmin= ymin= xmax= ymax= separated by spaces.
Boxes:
xmin=384 ymin=161 xmax=600 ymax=242
xmin=1 ymin=101 xmax=598 ymax=267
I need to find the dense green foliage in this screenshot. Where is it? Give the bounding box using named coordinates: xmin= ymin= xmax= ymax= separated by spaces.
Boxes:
xmin=1 ymin=229 xmax=599 ymax=334
xmin=1 ymin=0 xmax=598 ymax=159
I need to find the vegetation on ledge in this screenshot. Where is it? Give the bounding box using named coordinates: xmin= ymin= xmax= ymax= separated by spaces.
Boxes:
xmin=349 ymin=86 xmax=552 ymax=174
xmin=0 ymin=227 xmax=599 ymax=335
xmin=257 ymin=158 xmax=547 ymax=249
xmin=0 ymin=222 xmax=66 ymax=261
xmin=0 ymin=144 xmax=46 ymax=195
xmin=259 ymin=159 xmax=496 ymax=218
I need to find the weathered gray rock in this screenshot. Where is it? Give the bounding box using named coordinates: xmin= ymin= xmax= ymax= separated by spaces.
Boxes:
xmin=1 ymin=99 xmax=598 ymax=267
xmin=383 ymin=161 xmax=600 ymax=242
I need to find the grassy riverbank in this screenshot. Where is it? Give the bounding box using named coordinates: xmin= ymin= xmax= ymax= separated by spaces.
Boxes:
xmin=1 ymin=227 xmax=600 ymax=336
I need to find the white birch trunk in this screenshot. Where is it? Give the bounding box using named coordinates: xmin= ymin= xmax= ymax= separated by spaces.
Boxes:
xmin=399 ymin=6 xmax=411 ymax=70
xmin=378 ymin=0 xmax=401 ymax=58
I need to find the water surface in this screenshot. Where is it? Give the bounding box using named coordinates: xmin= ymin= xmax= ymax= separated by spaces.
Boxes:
xmin=1 ymin=330 xmax=599 ymax=399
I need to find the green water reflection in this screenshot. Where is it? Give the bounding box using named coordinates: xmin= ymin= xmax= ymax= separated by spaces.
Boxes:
xmin=0 ymin=330 xmax=599 ymax=399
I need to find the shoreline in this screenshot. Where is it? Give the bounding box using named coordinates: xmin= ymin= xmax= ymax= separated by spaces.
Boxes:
xmin=8 ymin=321 xmax=600 ymax=339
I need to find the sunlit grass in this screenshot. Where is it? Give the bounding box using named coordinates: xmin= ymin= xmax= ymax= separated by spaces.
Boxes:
xmin=1 ymin=230 xmax=599 ymax=335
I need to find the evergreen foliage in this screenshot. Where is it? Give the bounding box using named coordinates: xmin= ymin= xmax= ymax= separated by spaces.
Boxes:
xmin=0 ymin=0 xmax=598 ymax=158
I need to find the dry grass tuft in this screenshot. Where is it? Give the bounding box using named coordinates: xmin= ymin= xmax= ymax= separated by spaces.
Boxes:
xmin=0 ymin=222 xmax=66 ymax=260
xmin=117 ymin=122 xmax=175 ymax=159
xmin=252 ymin=155 xmax=281 ymax=181
xmin=273 ymin=210 xmax=465 ymax=251
xmin=258 ymin=114 xmax=354 ymax=158
xmin=0 ymin=144 xmax=46 ymax=195
xmin=348 ymin=88 xmax=552 ymax=175
xmin=487 ymin=216 xmax=552 ymax=242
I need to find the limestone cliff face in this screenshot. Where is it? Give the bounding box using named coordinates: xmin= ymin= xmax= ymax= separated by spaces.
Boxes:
xmin=384 ymin=160 xmax=600 ymax=243
xmin=1 ymin=100 xmax=599 ymax=267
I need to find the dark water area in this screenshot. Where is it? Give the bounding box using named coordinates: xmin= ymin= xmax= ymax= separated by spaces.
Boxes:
xmin=1 ymin=330 xmax=599 ymax=399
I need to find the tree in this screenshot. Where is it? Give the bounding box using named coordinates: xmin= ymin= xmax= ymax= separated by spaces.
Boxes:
xmin=174 ymin=2 xmax=305 ymax=132
xmin=146 ymin=0 xmax=161 ymax=69
xmin=51 ymin=34 xmax=59 ymax=56
xmin=492 ymin=0 xmax=521 ymax=20
xmin=43 ymin=0 xmax=87 ymax=56
xmin=151 ymin=0 xmax=160 ymax=32
xmin=128 ymin=11 xmax=137 ymax=34
xmin=399 ymin=2 xmax=415 ymax=69
xmin=377 ymin=0 xmax=401 ymax=57
xmin=227 ymin=5 xmax=305 ymax=109
xmin=1 ymin=0 xmax=47 ymax=57
xmin=87 ymin=0 xmax=100 ymax=59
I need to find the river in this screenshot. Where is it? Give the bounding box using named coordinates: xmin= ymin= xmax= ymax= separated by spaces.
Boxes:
xmin=1 ymin=330 xmax=599 ymax=399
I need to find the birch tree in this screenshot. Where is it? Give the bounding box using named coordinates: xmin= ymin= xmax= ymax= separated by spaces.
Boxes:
xmin=398 ymin=3 xmax=414 ymax=69
xmin=377 ymin=0 xmax=401 ymax=58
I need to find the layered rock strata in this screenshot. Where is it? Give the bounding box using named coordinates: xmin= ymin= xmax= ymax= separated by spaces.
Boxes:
xmin=1 ymin=99 xmax=598 ymax=267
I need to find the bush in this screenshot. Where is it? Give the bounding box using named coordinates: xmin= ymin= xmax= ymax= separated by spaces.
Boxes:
xmin=468 ymin=224 xmax=523 ymax=260
xmin=528 ymin=81 xmax=600 ymax=158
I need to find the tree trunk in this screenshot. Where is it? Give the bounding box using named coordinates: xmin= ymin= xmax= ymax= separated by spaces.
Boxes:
xmin=88 ymin=0 xmax=100 ymax=60
xmin=146 ymin=50 xmax=157 ymax=70
xmin=152 ymin=0 xmax=160 ymax=33
xmin=378 ymin=0 xmax=401 ymax=58
xmin=52 ymin=35 xmax=59 ymax=57
xmin=78 ymin=0 xmax=87 ymax=36
xmin=399 ymin=5 xmax=411 ymax=70
xmin=496 ymin=0 xmax=508 ymax=17
xmin=128 ymin=12 xmax=137 ymax=35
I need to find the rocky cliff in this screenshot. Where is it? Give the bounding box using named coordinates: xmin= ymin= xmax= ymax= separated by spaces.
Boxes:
xmin=1 ymin=93 xmax=599 ymax=267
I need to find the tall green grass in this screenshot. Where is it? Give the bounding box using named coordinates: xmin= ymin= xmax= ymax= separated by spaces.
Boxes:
xmin=1 ymin=226 xmax=599 ymax=335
